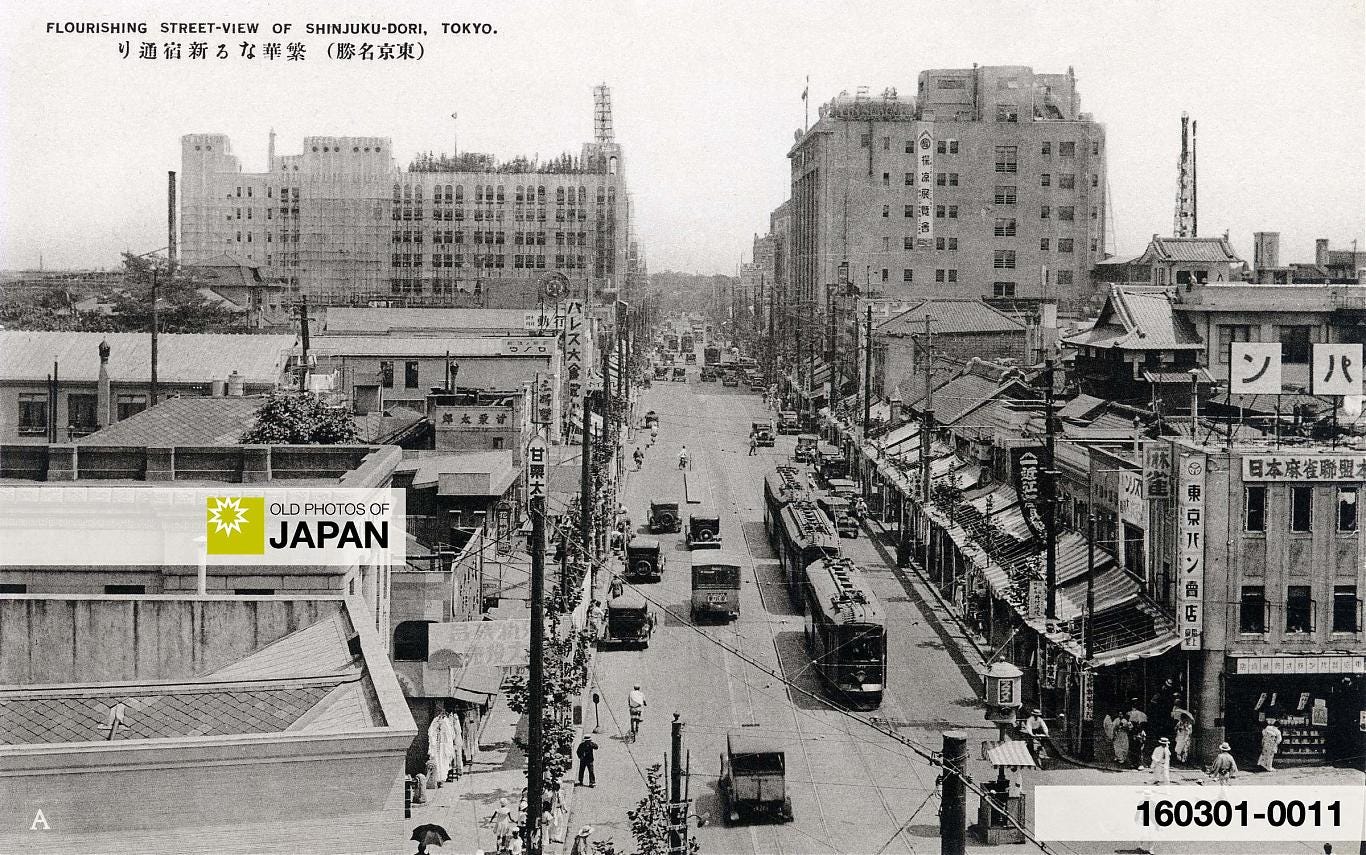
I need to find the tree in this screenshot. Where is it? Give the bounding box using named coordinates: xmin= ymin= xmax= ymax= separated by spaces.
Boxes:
xmin=239 ymin=392 xmax=361 ymax=444
xmin=504 ymin=598 xmax=594 ymax=784
xmin=109 ymin=252 xmax=244 ymax=333
xmin=590 ymin=763 xmax=699 ymax=855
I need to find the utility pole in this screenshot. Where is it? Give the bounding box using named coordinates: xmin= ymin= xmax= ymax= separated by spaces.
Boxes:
xmin=940 ymin=731 xmax=967 ymax=855
xmin=862 ymin=305 xmax=873 ymax=436
xmin=827 ymin=284 xmax=836 ymax=399
xmin=1043 ymin=358 xmax=1058 ymax=620
xmin=767 ymin=278 xmax=776 ymax=384
xmin=670 ymin=713 xmax=685 ymax=855
xmin=919 ymin=315 xmax=935 ymax=503
xmin=150 ymin=266 xmax=159 ymax=408
xmin=298 ymin=295 xmax=311 ymax=392
xmin=580 ymin=390 xmax=594 ymax=586
xmin=1086 ymin=512 xmax=1096 ymax=659
xmin=526 ymin=456 xmax=547 ymax=855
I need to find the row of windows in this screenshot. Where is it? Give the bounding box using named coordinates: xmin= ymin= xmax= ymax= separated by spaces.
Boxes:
xmin=391 ymin=184 xmax=614 ymax=204
xmin=873 ymin=266 xmax=1073 ymax=288
xmin=1245 ymin=485 xmax=1357 ymax=533
xmin=867 ymin=137 xmax=1099 ymax=158
xmin=881 ymin=234 xmax=1084 ymax=261
xmin=1238 ymin=584 xmax=1360 ymax=634
xmin=391 ymin=207 xmax=602 ymax=224
xmin=17 ymin=393 xmax=146 ymax=434
xmin=1217 ymin=325 xmax=1317 ymax=364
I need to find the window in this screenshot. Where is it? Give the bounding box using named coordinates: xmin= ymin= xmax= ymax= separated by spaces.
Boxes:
xmin=882 ymin=172 xmax=890 ymax=186
xmin=235 ymin=588 xmax=275 ymax=595
xmin=1286 ymin=585 xmax=1313 ymax=633
xmin=68 ymin=394 xmax=97 ymax=433
xmin=1217 ymin=325 xmax=1251 ymax=362
xmin=882 ymin=205 xmax=890 ymax=218
xmin=0 ymin=583 xmax=27 ymax=593
xmin=1059 ymin=141 xmax=1076 ymax=157
xmin=393 ymin=620 xmax=433 ymax=661
xmin=1245 ymin=485 xmax=1267 ymax=532
xmin=115 ymin=394 xmax=147 ymax=422
xmin=935 ymin=269 xmax=945 ymax=282
xmin=1040 ymin=238 xmax=1051 ymax=251
xmin=860 ymin=133 xmax=872 ymax=148
xmin=1059 ymin=174 xmax=1076 ymax=190
xmin=936 ymin=172 xmax=947 ymax=186
xmin=1040 ymin=173 xmax=1051 ymax=188
xmin=1058 ymin=206 xmax=1075 ymax=221
xmin=379 ymin=361 xmax=394 ymax=388
xmin=882 ymin=136 xmax=890 ymax=150
xmin=902 ymin=269 xmax=913 ymax=282
xmin=904 ymin=236 xmax=915 ymax=250
xmin=994 ymin=104 xmax=1018 ymax=123
xmin=935 ymin=139 xmax=959 ymax=155
xmin=947 ymin=205 xmax=958 ymax=219
xmin=1279 ymin=325 xmax=1312 ymax=363
xmin=1239 ymin=586 xmax=1267 ymax=633
xmin=993 ymin=185 xmax=1017 ymax=205
xmin=1056 ymin=270 xmax=1074 ymax=286
xmin=1337 ymin=487 xmax=1358 ymax=532
xmin=948 ymin=173 xmax=958 ymax=186
xmin=1333 ymin=585 xmax=1359 ymax=633
xmin=904 ymin=205 xmax=914 ymax=218
xmin=993 ymin=250 xmax=1016 ymax=269
xmin=935 ymin=237 xmax=958 ymax=251
xmin=994 ymin=146 xmax=1018 ymax=172
xmin=1290 ymin=485 xmax=1313 ymax=532
xmin=1041 ymin=141 xmax=1052 ymax=157
xmin=904 ymin=172 xmax=914 ymax=186
xmin=993 ymin=218 xmax=1016 ymax=237
xmin=1091 ymin=173 xmax=1099 ymax=188
xmin=1092 ymin=141 xmax=1101 ymax=156
xmin=905 ymin=140 xmax=914 ymax=154
xmin=104 ymin=585 xmax=146 ymax=595
xmin=1058 ymin=238 xmax=1074 ymax=253
xmin=881 ymin=268 xmax=889 ymax=282
xmin=17 ymin=393 xmax=46 ymax=435
xmin=1040 ymin=205 xmax=1051 ymax=219
xmin=935 ymin=205 xmax=946 ymax=219
xmin=992 ymin=282 xmax=1017 ymax=298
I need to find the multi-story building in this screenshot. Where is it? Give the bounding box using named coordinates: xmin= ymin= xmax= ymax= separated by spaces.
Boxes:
xmin=180 ymin=87 xmax=639 ymax=307
xmin=787 ymin=66 xmax=1107 ymax=319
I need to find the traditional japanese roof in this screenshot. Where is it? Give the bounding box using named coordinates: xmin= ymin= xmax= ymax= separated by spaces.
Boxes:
xmin=0 ymin=331 xmax=295 ymax=384
xmin=1062 ymin=286 xmax=1203 ymax=351
xmin=878 ymin=299 xmax=1025 ymax=337
xmin=1140 ymin=236 xmax=1243 ymax=264
xmin=76 ymin=395 xmax=266 ymax=445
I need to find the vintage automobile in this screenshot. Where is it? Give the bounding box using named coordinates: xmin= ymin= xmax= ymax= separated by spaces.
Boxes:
xmin=746 ymin=371 xmax=766 ymax=392
xmin=690 ymin=547 xmax=743 ymax=622
xmin=815 ymin=494 xmax=859 ymax=538
xmin=719 ymin=730 xmax=792 ymax=824
xmin=602 ymin=592 xmax=655 ymax=648
xmin=750 ymin=421 xmax=776 ymax=447
xmin=685 ymin=352 xmax=698 ymax=364
xmin=672 ymin=367 xmax=687 ymax=382
xmin=824 ymin=477 xmax=859 ymax=502
xmin=685 ymin=511 xmax=722 ymax=549
xmin=625 ymin=536 xmax=665 ymax=581
xmin=816 ymin=443 xmax=849 ymax=482
xmin=794 ymin=434 xmax=820 ymax=463
xmin=721 ymin=370 xmax=741 ymax=387
xmin=776 ymin=411 xmax=801 ymax=435
xmin=649 ymin=501 xmax=682 ymax=534
xmin=654 ymin=365 xmax=669 ymax=380
xmin=699 ymin=366 xmax=718 ymax=382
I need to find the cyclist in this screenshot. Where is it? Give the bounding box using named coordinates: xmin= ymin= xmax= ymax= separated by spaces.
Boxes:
xmin=627 ymin=684 xmax=647 ymax=738
xmin=633 ymin=447 xmax=645 ymax=470
xmin=678 ymin=445 xmax=690 ymax=470
xmin=650 ymin=426 xmax=659 ymax=447
xmin=1021 ymin=708 xmax=1051 ymax=766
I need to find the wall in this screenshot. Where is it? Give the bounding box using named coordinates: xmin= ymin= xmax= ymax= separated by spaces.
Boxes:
xmin=322 ymin=354 xmax=549 ymax=410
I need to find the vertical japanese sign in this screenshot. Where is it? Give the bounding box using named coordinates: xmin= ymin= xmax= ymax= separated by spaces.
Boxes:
xmin=533 ymin=373 xmax=554 ymax=426
xmin=494 ymin=500 xmax=513 ymax=556
xmin=916 ymin=130 xmax=934 ymax=249
xmin=1144 ymin=445 xmax=1172 ymax=500
xmin=564 ymin=301 xmax=586 ymax=429
xmin=1177 ymin=449 xmax=1206 ymax=651
xmin=1011 ymin=446 xmax=1046 ymax=540
xmin=1311 ymin=343 xmax=1364 ymax=396
xmin=525 ymin=435 xmax=548 ymax=513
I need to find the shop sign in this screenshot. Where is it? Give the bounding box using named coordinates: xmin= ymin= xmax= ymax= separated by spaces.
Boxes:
xmin=533 ymin=373 xmax=554 ymax=426
xmin=502 ymin=337 xmax=553 ymax=356
xmin=1243 ymin=454 xmax=1366 ymax=482
xmin=1310 ymin=343 xmax=1363 ymax=396
xmin=564 ymin=301 xmax=588 ymax=427
xmin=1081 ymin=670 xmax=1095 ymax=720
xmin=1177 ymin=450 xmax=1206 ymax=650
xmin=1143 ymin=445 xmax=1172 ymax=499
xmin=1010 ymin=446 xmax=1047 ymax=540
xmin=525 ymin=435 xmax=548 ymax=510
xmin=1027 ymin=578 xmax=1046 ymax=619
xmin=1229 ymin=342 xmax=1283 ymax=395
xmin=494 ymin=501 xmax=513 ymax=556
xmin=1233 ymin=655 xmax=1366 ymax=675
xmin=1118 ymin=470 xmax=1147 ymax=529
xmin=915 ymin=130 xmax=934 ymax=249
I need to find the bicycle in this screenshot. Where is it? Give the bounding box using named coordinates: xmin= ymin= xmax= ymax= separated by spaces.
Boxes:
xmin=626 ymin=707 xmax=642 ymax=742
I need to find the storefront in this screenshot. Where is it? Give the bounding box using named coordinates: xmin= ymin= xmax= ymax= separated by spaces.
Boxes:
xmin=1224 ymin=654 xmax=1365 ymax=766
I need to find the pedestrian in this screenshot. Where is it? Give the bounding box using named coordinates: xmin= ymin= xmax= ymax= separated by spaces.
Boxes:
xmin=609 ymin=573 xmax=624 ymax=600
xmin=650 ymin=427 xmax=658 ymax=446
xmin=587 ymin=599 xmax=605 ymax=639
xmin=576 ymin=735 xmax=598 ymax=787
xmin=1150 ymin=736 xmax=1171 ymax=784
xmin=1170 ymin=700 xmax=1194 ymax=764
xmin=749 ymin=435 xmax=758 ymax=456
xmin=633 ymin=447 xmax=644 ymax=470
xmin=1258 ymin=718 xmax=1283 ymax=771
xmin=490 ymin=797 xmax=517 ymax=851
xmin=1149 ymin=678 xmax=1177 ymax=741
xmin=678 ymin=445 xmax=690 ymax=470
xmin=1111 ymin=710 xmax=1131 ymax=766
xmin=1135 ymin=788 xmax=1158 ymax=855
xmin=1127 ymin=699 xmax=1149 ymax=769
xmin=1208 ymin=741 xmax=1238 ymax=787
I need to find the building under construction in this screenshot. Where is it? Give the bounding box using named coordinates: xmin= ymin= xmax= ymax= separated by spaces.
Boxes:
xmin=178 ymin=86 xmax=640 ymax=308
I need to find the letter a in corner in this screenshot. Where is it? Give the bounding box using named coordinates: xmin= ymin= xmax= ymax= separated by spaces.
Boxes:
xmin=30 ymin=810 xmax=50 ymax=830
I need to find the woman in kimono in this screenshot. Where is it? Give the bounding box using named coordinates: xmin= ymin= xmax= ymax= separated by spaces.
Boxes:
xmin=1170 ymin=701 xmax=1195 ymax=764
xmin=1111 ymin=710 xmax=1132 ymax=765
xmin=427 ymin=712 xmax=452 ymax=785
xmin=447 ymin=711 xmax=465 ymax=779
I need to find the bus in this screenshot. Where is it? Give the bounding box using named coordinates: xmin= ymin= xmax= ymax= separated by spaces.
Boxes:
xmin=775 ymin=500 xmax=841 ymax=608
xmin=802 ymin=557 xmax=886 ymax=708
xmin=680 ymin=333 xmax=695 ymax=354
xmin=763 ymin=466 xmax=811 ymax=546
xmin=690 ymin=547 xmax=745 ymax=622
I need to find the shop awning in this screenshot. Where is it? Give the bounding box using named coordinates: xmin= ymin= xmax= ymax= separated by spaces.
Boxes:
xmin=1086 ymin=631 xmax=1180 ymax=668
xmin=450 ymin=665 xmax=504 ymax=704
xmin=987 ymin=740 xmax=1036 ymax=768
xmin=879 ymin=423 xmax=920 ymax=451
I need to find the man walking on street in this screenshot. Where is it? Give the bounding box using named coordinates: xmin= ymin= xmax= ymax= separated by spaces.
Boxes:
xmin=749 ymin=435 xmax=758 ymax=456
xmin=1150 ymin=736 xmax=1171 ymax=784
xmin=576 ymin=735 xmax=598 ymax=787
xmin=1209 ymin=741 xmax=1238 ymax=789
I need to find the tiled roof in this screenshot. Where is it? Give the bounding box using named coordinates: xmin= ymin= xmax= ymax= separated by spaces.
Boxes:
xmin=0 ymin=682 xmax=338 ymax=745
xmin=1146 ymin=236 xmax=1243 ymax=264
xmin=204 ymin=612 xmax=354 ymax=681
xmin=878 ymin=299 xmax=1025 ymax=336
xmin=1063 ymin=286 xmax=1203 ymax=351
xmin=76 ymin=395 xmax=266 ymax=446
xmin=324 ymin=308 xmax=536 ymax=334
xmin=356 ymin=406 xmax=428 ymax=443
xmin=934 ymin=374 xmax=1023 ymax=425
xmin=0 ymin=331 xmax=295 ymax=384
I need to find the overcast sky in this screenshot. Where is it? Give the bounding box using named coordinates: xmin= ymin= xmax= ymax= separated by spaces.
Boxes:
xmin=2 ymin=0 xmax=1362 ymax=274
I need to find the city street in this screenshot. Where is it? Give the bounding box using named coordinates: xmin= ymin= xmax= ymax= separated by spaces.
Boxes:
xmin=568 ymin=372 xmax=1364 ymax=855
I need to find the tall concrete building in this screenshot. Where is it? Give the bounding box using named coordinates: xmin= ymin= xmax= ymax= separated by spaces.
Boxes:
xmin=180 ymin=87 xmax=638 ymax=308
xmin=788 ymin=66 xmax=1107 ymax=321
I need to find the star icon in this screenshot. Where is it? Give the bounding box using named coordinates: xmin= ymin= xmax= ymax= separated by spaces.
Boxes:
xmin=207 ymin=497 xmax=250 ymax=536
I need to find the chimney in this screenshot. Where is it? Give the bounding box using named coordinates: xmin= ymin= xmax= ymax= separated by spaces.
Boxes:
xmin=1316 ymin=238 xmax=1330 ymax=268
xmin=96 ymin=339 xmax=111 ymax=428
xmin=227 ymin=371 xmax=244 ymax=396
xmin=167 ymin=171 xmax=177 ymax=272
xmin=1253 ymin=231 xmax=1280 ymax=271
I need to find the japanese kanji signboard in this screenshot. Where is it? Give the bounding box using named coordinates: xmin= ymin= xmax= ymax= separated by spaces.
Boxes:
xmin=916 ymin=130 xmax=933 ymax=249
xmin=525 ymin=435 xmax=548 ymax=510
xmin=1311 ymin=343 xmax=1364 ymax=396
xmin=1010 ymin=446 xmax=1046 ymax=540
xmin=533 ymin=373 xmax=555 ymax=426
xmin=1243 ymin=453 xmax=1366 ymax=481
xmin=564 ymin=301 xmax=587 ymax=427
xmin=1229 ymin=342 xmax=1282 ymax=395
xmin=1143 ymin=445 xmax=1172 ymax=500
xmin=1177 ymin=450 xmax=1206 ymax=651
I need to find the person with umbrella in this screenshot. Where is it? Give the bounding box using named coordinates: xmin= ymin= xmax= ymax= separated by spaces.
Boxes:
xmin=410 ymin=823 xmax=450 ymax=855
xmin=1170 ymin=698 xmax=1195 ymax=764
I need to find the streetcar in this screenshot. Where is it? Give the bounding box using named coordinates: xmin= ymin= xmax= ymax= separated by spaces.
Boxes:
xmin=762 ymin=465 xmax=811 ymax=545
xmin=775 ymin=500 xmax=842 ymax=608
xmin=802 ymin=556 xmax=886 ymax=708
xmin=689 ymin=547 xmax=744 ymax=622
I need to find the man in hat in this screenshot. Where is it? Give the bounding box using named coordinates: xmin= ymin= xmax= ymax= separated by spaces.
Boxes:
xmin=1022 ymin=707 xmax=1050 ymax=766
xmin=1209 ymin=742 xmax=1238 ymax=789
xmin=1150 ymin=736 xmax=1172 ymax=784
xmin=576 ymin=734 xmax=598 ymax=787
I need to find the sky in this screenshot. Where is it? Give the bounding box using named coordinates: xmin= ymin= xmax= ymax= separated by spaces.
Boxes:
xmin=2 ymin=0 xmax=1363 ymax=274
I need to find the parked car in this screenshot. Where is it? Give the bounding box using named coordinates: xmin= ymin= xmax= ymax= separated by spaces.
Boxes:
xmin=751 ymin=421 xmax=776 ymax=447
xmin=654 ymin=365 xmax=669 ymax=380
xmin=700 ymin=366 xmax=718 ymax=382
xmin=816 ymin=443 xmax=849 ymax=483
xmin=719 ymin=730 xmax=792 ymax=824
xmin=815 ymin=493 xmax=859 ymax=538
xmin=794 ymin=434 xmax=819 ymax=463
xmin=776 ymin=411 xmax=801 ymax=435
xmin=746 ymin=371 xmax=766 ymax=391
xmin=672 ymin=367 xmax=687 ymax=382
xmin=722 ymin=371 xmax=741 ymax=387
xmin=824 ymin=477 xmax=860 ymax=502
xmin=649 ymin=501 xmax=682 ymax=534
